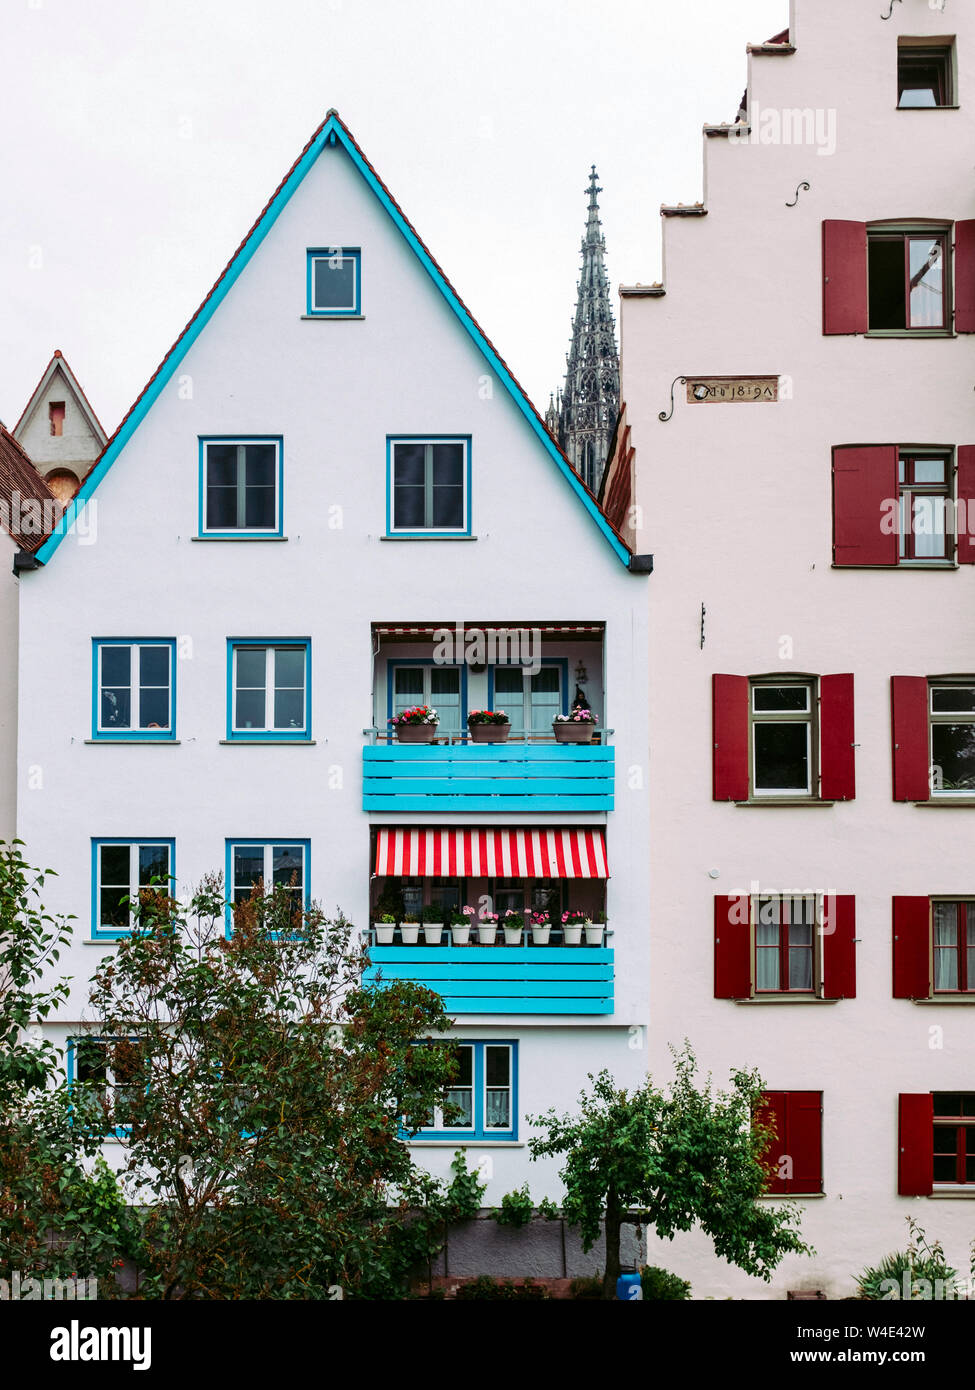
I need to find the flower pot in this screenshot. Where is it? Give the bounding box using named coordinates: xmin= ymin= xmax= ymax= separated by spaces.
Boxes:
xmin=553 ymin=722 xmax=595 ymax=744
xmin=585 ymin=924 xmax=605 ymax=946
xmin=395 ymin=724 xmax=438 ymax=744
xmin=451 ymin=923 xmax=471 ymax=946
xmin=423 ymin=923 xmax=444 ymax=945
xmin=477 ymin=923 xmax=498 ymax=945
xmin=400 ymin=922 xmax=420 ymax=944
xmin=468 ymin=722 xmax=511 ymax=744
xmin=504 ymin=925 xmax=523 ymax=946
xmin=374 ymin=922 xmax=395 ymax=945
xmin=562 ymin=924 xmax=583 ymax=946
xmin=531 ymin=925 xmax=551 ymax=946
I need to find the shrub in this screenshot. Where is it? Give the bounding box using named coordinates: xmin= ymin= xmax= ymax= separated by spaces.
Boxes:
xmin=640 ymin=1265 xmax=692 ymax=1300
xmin=569 ymin=1274 xmax=604 ymax=1300
xmin=493 ymin=1184 xmax=534 ymax=1228
xmin=455 ymin=1275 xmax=549 ymax=1300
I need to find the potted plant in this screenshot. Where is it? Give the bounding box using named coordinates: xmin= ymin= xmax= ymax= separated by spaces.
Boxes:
xmin=467 ymin=709 xmax=512 ymax=744
xmin=451 ymin=905 xmax=475 ymax=945
xmin=561 ymin=910 xmax=585 ymax=946
xmin=585 ymin=909 xmax=606 ymax=947
xmin=552 ymin=709 xmax=598 ymax=744
xmin=374 ymin=912 xmax=396 ymax=945
xmin=421 ymin=903 xmax=445 ymax=945
xmin=477 ymin=910 xmax=499 ymax=945
xmin=529 ymin=910 xmax=551 ymax=946
xmin=503 ymin=909 xmax=524 ymax=946
xmin=389 ymin=705 xmax=440 ymax=744
xmin=400 ymin=911 xmax=420 ymax=944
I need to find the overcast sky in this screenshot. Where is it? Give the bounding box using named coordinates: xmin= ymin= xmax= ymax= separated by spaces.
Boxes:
xmin=0 ymin=0 xmax=786 ymax=433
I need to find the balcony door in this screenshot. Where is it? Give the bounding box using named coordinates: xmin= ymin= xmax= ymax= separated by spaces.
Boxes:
xmin=492 ymin=662 xmax=565 ymax=741
xmin=389 ymin=663 xmax=465 ymax=741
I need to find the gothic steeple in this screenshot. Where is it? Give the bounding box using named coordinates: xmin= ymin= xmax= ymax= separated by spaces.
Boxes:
xmin=553 ymin=167 xmax=620 ymax=493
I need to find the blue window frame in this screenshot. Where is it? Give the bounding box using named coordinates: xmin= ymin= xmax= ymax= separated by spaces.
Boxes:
xmin=91 ymin=838 xmax=175 ymax=940
xmin=225 ymin=839 xmax=310 ymax=934
xmin=306 ymin=247 xmax=361 ymax=316
xmin=386 ymin=659 xmax=468 ymax=743
xmin=198 ymin=437 xmax=283 ymax=537
xmin=67 ymin=1036 xmax=141 ymax=1138
xmin=386 ymin=436 xmax=472 ymax=537
xmin=226 ymin=639 xmax=311 ymax=740
xmin=92 ymin=639 xmax=176 ymax=740
xmin=413 ymin=1041 xmax=517 ymax=1141
xmin=488 ymin=658 xmax=569 ymax=741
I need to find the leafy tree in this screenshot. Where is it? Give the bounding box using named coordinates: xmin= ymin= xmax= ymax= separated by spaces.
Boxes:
xmin=85 ymin=873 xmax=466 ymax=1299
xmin=528 ymin=1044 xmax=811 ymax=1299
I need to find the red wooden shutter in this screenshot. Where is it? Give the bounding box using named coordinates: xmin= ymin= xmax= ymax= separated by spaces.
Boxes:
xmin=832 ymin=446 xmax=898 ymax=566
xmin=891 ymin=676 xmax=930 ymax=802
xmin=956 ymin=446 xmax=975 ymax=564
xmin=898 ymin=1093 xmax=933 ymax=1196
xmin=823 ymin=221 xmax=868 ymax=335
xmin=892 ymin=896 xmax=931 ymax=998
xmin=714 ymin=895 xmax=750 ymax=998
xmin=712 ymin=675 xmax=748 ymax=801
xmin=822 ymin=895 xmax=856 ymax=999
xmin=819 ymin=674 xmax=856 ymax=800
xmin=757 ymin=1091 xmax=822 ymax=1194
xmin=954 ymin=220 xmax=975 ymax=333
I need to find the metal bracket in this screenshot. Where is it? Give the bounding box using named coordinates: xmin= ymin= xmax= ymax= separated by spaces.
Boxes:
xmin=659 ymin=376 xmax=687 ymax=423
xmin=786 ymin=181 xmax=810 ymax=208
xmin=880 ymin=0 xmax=901 ymax=17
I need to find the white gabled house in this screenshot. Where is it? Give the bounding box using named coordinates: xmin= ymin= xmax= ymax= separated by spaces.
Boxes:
xmin=17 ymin=112 xmax=652 ymax=1206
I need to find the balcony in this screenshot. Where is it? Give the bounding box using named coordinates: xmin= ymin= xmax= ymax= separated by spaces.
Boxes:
xmin=363 ymin=942 xmax=614 ymax=1015
xmin=362 ymin=742 xmax=614 ymax=812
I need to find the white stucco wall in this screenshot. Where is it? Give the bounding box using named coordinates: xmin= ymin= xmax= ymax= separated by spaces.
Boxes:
xmin=16 ymin=130 xmax=651 ymax=1205
xmin=622 ymin=0 xmax=975 ymax=1297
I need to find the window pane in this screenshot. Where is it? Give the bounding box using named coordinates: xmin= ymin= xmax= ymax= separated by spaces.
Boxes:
xmin=899 ymin=63 xmax=942 ymax=107
xmin=275 ymin=647 xmax=305 ymax=687
xmin=76 ymin=1040 xmax=108 ymax=1086
xmin=485 ymin=1090 xmax=511 ymax=1129
xmin=100 ymin=844 xmax=130 ymax=887
xmin=932 ymin=724 xmax=975 ymax=791
xmin=244 ymin=486 xmax=276 ymax=529
xmin=933 ymin=1155 xmax=957 ymax=1182
xmin=393 ymin=444 xmax=425 ymax=486
xmin=754 ymin=723 xmax=809 ymax=791
xmin=139 ymin=687 xmax=170 ymax=729
xmin=530 ymin=667 xmax=561 ymax=730
xmin=788 ymin=948 xmax=813 ymax=990
xmin=909 ymin=239 xmax=943 ymax=328
xmin=102 ymin=687 xmax=131 ymax=728
xmin=431 ymin=485 xmax=464 ymax=529
xmin=444 ymin=1090 xmax=473 ymax=1127
xmin=101 ymin=646 xmax=130 ymax=686
xmin=234 ymin=847 xmax=264 ymax=897
xmin=935 ymin=948 xmax=959 ymax=991
xmin=934 ymin=902 xmax=958 ymax=947
xmin=913 ymin=458 xmax=946 ymax=484
xmin=454 ymin=1047 xmax=473 ymax=1087
xmin=868 ymin=237 xmax=906 ymax=330
xmin=206 ymin=485 xmax=238 ymax=530
xmin=755 ymin=947 xmax=779 ymax=991
xmin=485 ymin=1046 xmax=510 ymax=1087
xmin=393 ymin=485 xmax=425 ymax=529
xmin=245 ymin=445 xmax=276 ymax=488
xmin=140 ymin=645 xmax=169 ymax=687
xmin=273 ymin=689 xmax=304 ymax=728
xmin=431 ymin=443 xmax=464 ymax=485
xmin=272 ymin=846 xmax=303 ymax=893
xmin=752 ymin=686 xmax=809 ymax=712
xmin=931 ymin=686 xmax=975 ymax=713
xmin=911 ymin=496 xmax=946 ymax=558
xmin=313 ymin=257 xmax=355 ymax=310
xmin=934 ymin=1093 xmax=965 ymax=1117
xmin=138 ymin=844 xmax=169 ymax=887
xmin=206 ymin=444 xmax=238 ymax=487
xmin=393 ymin=668 xmax=424 ymax=705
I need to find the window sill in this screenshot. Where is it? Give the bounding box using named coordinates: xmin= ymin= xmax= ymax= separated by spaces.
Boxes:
xmin=219 ymin=738 xmax=316 ymax=745
xmin=407 ymin=1140 xmax=524 ymax=1148
xmin=734 ymin=996 xmax=839 ymax=1005
xmin=915 ymin=799 xmax=975 ymax=807
xmin=896 ymin=105 xmax=960 ymax=112
xmin=734 ymin=799 xmax=836 ymax=808
xmin=758 ymin=1192 xmax=825 ymax=1200
xmin=912 ymin=996 xmax=975 ymax=1004
xmin=84 ymin=738 xmax=180 ymax=745
xmin=300 ymin=314 xmax=365 ymax=321
xmin=864 ymin=330 xmax=955 ymax=339
xmin=929 ymin=1189 xmax=975 ymax=1198
xmin=830 ymin=562 xmax=957 ymax=571
xmin=84 ymin=938 xmax=122 ymax=946
xmin=381 ymin=534 xmax=477 ymax=542
xmin=191 ymin=535 xmax=288 ymax=542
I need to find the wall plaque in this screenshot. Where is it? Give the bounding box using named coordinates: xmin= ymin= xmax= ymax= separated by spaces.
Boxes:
xmin=686 ymin=376 xmax=779 ymax=403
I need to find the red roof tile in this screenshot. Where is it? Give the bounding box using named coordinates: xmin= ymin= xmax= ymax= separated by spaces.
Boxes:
xmin=0 ymin=426 xmax=59 ymax=553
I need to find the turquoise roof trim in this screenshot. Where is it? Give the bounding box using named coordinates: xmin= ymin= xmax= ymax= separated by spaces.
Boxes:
xmin=34 ymin=113 xmax=630 ymax=567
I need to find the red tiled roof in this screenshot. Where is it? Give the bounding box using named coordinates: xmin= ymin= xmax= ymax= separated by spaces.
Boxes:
xmin=0 ymin=426 xmax=59 ymax=553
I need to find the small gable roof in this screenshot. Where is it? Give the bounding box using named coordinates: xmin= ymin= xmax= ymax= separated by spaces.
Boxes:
xmin=14 ymin=349 xmax=108 ymax=461
xmin=0 ymin=425 xmax=59 ymax=554
xmin=31 ymin=112 xmax=632 ymax=568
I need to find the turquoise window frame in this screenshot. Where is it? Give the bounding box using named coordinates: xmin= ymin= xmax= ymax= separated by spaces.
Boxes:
xmin=91 ymin=638 xmax=177 ymax=741
xmin=198 ymin=436 xmax=284 ymax=538
xmin=226 ymin=639 xmax=312 ymax=741
xmin=386 ymin=435 xmax=472 ymax=537
xmin=306 ymin=246 xmax=361 ymax=316
xmin=67 ymin=1036 xmax=140 ymax=1139
xmin=386 ymin=658 xmax=469 ymax=740
xmin=91 ymin=837 xmax=176 ymax=941
xmin=224 ymin=838 xmax=311 ymax=937
xmin=411 ymin=1040 xmax=518 ymax=1142
xmin=487 ymin=657 xmax=569 ymax=732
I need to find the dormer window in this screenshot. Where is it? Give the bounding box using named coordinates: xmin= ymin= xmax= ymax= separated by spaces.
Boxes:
xmin=306 ymin=247 xmax=361 ymax=316
xmin=49 ymin=401 xmax=65 ymax=436
xmin=898 ymin=40 xmax=954 ymax=109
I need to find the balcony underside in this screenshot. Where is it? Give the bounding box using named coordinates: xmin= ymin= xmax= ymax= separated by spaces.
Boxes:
xmin=364 ymin=945 xmax=614 ymax=1015
xmin=362 ymin=744 xmax=615 ymax=813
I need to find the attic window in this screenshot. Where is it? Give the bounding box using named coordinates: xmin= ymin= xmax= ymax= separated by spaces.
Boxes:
xmin=306 ymin=247 xmax=361 ymax=316
xmin=898 ymin=41 xmax=954 ymax=108
xmin=49 ymin=401 xmax=65 ymax=437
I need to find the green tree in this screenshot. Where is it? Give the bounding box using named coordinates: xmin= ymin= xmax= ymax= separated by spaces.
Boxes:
xmin=85 ymin=873 xmax=465 ymax=1299
xmin=528 ymin=1044 xmax=811 ymax=1299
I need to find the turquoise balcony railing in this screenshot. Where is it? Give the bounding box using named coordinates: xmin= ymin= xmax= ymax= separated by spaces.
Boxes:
xmin=364 ymin=944 xmax=614 ymax=1015
xmin=362 ymin=743 xmax=614 ymax=812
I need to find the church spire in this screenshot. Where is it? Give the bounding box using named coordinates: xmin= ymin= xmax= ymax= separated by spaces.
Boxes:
xmin=553 ymin=166 xmax=620 ymax=492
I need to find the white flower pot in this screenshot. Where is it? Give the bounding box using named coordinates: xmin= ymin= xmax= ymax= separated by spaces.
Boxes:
xmin=562 ymin=924 xmax=583 ymax=946
xmin=374 ymin=923 xmax=395 ymax=945
xmin=585 ymin=924 xmax=605 ymax=946
xmin=400 ymin=922 xmax=420 ymax=944
xmin=504 ymin=925 xmax=523 ymax=946
xmin=531 ymin=925 xmax=551 ymax=946
xmin=477 ymin=923 xmax=498 ymax=945
xmin=423 ymin=924 xmax=444 ymax=945
xmin=451 ymin=923 xmax=471 ymax=945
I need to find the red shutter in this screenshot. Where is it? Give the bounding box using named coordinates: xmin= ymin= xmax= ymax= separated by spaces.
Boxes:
xmin=822 ymin=895 xmax=856 ymax=1000
xmin=823 ymin=221 xmax=868 ymax=335
xmin=819 ymin=674 xmax=856 ymax=800
xmin=891 ymin=676 xmax=930 ymax=802
xmin=714 ymin=895 xmax=750 ymax=999
xmin=832 ymin=446 xmax=898 ymax=566
xmin=892 ymin=896 xmax=931 ymax=999
xmin=898 ymin=1093 xmax=933 ymax=1196
xmin=712 ymin=675 xmax=748 ymax=801
xmin=954 ymin=220 xmax=975 ymax=333
xmin=956 ymin=446 xmax=975 ymax=564
xmin=757 ymin=1091 xmax=822 ymax=1194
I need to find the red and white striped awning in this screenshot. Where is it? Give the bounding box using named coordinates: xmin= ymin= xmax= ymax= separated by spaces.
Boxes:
xmin=374 ymin=827 xmax=608 ymax=879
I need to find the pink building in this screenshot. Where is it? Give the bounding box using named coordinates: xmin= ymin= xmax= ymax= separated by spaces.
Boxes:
xmin=610 ymin=0 xmax=975 ymax=1296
